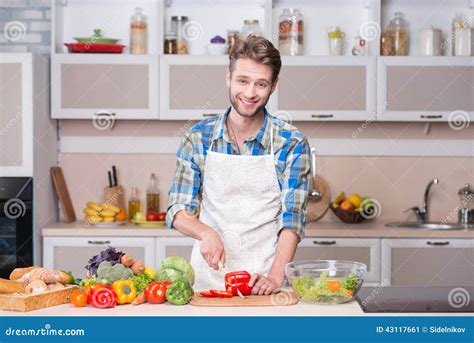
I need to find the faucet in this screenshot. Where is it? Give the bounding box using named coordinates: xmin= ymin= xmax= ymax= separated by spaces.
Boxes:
xmin=406 ymin=178 xmax=439 ymax=223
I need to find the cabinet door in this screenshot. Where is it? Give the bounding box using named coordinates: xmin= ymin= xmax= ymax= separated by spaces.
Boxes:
xmin=276 ymin=56 xmax=376 ymax=121
xmin=51 ymin=54 xmax=158 ymax=119
xmin=381 ymin=238 xmax=474 ymax=286
xmin=160 ymin=55 xmax=233 ymax=120
xmin=0 ymin=54 xmax=33 ymax=176
xmin=43 ymin=237 xmax=155 ymax=278
xmin=378 ymin=57 xmax=474 ymax=121
xmin=155 ymin=237 xmax=195 ymax=263
xmin=294 ymin=238 xmax=380 ymax=283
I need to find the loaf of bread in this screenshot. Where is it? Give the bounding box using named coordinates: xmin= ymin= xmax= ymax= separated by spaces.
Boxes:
xmin=0 ymin=278 xmax=26 ymax=294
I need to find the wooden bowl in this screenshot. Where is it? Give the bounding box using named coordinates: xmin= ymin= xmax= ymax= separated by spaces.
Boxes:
xmin=330 ymin=205 xmax=366 ymax=224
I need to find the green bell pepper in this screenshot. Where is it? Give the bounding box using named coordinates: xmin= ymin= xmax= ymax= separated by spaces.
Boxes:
xmin=165 ymin=279 xmax=193 ymax=305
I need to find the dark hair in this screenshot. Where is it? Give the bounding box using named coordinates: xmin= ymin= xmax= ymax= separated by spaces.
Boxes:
xmin=229 ymin=35 xmax=282 ymax=84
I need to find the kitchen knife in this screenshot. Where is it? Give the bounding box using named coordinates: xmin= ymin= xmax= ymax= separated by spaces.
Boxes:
xmin=112 ymin=165 xmax=118 ymax=187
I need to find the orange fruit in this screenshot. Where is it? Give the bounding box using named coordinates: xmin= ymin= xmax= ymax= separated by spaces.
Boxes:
xmin=340 ymin=200 xmax=355 ymax=211
xmin=115 ymin=208 xmax=127 ymax=222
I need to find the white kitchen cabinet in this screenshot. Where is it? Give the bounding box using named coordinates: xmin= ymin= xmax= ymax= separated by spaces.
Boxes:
xmin=51 ymin=54 xmax=159 ymax=119
xmin=275 ymin=56 xmax=377 ymax=121
xmin=294 ymin=238 xmax=381 ymax=284
xmin=155 ymin=237 xmax=195 ymax=263
xmin=381 ymin=238 xmax=474 ymax=286
xmin=43 ymin=237 xmax=155 ymax=279
xmin=377 ymin=57 xmax=474 ymax=121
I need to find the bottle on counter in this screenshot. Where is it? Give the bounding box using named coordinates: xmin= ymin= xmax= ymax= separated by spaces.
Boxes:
xmin=146 ymin=173 xmax=160 ymax=213
xmin=130 ymin=7 xmax=147 ymax=54
xmin=386 ymin=12 xmax=409 ymax=56
xmin=278 ymin=8 xmax=304 ymax=56
xmin=240 ymin=19 xmax=263 ymax=40
xmin=128 ymin=186 xmax=141 ymax=221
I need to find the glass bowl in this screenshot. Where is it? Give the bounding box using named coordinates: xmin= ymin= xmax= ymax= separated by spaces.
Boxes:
xmin=285 ymin=260 xmax=367 ymax=304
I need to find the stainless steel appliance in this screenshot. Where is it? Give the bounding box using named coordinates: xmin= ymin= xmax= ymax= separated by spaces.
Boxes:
xmin=0 ymin=177 xmax=33 ymax=279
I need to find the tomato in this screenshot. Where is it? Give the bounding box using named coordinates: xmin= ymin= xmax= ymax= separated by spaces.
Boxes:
xmin=90 ymin=285 xmax=117 ymax=308
xmin=145 ymin=282 xmax=167 ymax=304
xmin=85 ymin=283 xmax=104 ymax=304
xmin=70 ymin=289 xmax=87 ymax=307
xmin=210 ymin=290 xmax=233 ymax=298
xmin=157 ymin=212 xmax=166 ymax=221
xmin=147 ymin=211 xmax=158 ymax=221
xmin=327 ymin=280 xmax=342 ymax=292
xmin=199 ymin=291 xmax=214 ymax=298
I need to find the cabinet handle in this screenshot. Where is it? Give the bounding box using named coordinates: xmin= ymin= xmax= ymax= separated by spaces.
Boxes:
xmin=88 ymin=240 xmax=111 ymax=245
xmin=420 ymin=115 xmax=442 ymax=119
xmin=313 ymin=240 xmax=336 ymax=245
xmin=426 ymin=241 xmax=450 ymax=246
xmin=202 ymin=113 xmax=219 ymax=117
xmin=311 ymin=114 xmax=334 ymax=119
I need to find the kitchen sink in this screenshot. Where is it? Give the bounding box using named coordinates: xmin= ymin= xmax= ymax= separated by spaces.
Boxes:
xmin=386 ymin=222 xmax=474 ymax=230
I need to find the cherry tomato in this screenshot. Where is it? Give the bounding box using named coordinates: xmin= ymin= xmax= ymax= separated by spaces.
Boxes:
xmin=85 ymin=283 xmax=104 ymax=304
xmin=147 ymin=211 xmax=158 ymax=221
xmin=70 ymin=289 xmax=87 ymax=307
xmin=157 ymin=212 xmax=166 ymax=221
xmin=210 ymin=290 xmax=233 ymax=298
xmin=145 ymin=282 xmax=167 ymax=304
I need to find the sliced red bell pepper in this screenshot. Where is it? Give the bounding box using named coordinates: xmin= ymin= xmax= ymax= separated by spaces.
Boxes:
xmin=198 ymin=291 xmax=214 ymax=298
xmin=210 ymin=290 xmax=233 ymax=298
xmin=225 ymin=271 xmax=253 ymax=296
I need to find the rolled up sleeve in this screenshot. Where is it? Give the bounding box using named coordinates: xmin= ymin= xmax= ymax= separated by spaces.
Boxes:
xmin=166 ymin=132 xmax=202 ymax=229
xmin=279 ymin=137 xmax=311 ymax=241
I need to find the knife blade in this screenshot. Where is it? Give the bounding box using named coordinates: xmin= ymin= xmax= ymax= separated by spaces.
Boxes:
xmin=237 ymin=288 xmax=245 ymax=299
xmin=112 ymin=165 xmax=118 ymax=187
xmin=108 ymin=171 xmax=113 ymax=188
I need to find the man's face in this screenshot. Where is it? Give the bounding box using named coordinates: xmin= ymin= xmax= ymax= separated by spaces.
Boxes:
xmin=226 ymin=58 xmax=278 ymax=118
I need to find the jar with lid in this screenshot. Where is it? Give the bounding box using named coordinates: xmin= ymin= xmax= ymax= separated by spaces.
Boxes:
xmin=386 ymin=12 xmax=409 ymax=56
xmin=171 ymin=16 xmax=189 ymax=54
xmin=227 ymin=30 xmax=240 ymax=54
xmin=240 ymin=19 xmax=262 ymax=40
xmin=164 ymin=32 xmax=178 ymax=54
xmin=278 ymin=8 xmax=304 ymax=56
xmin=130 ymin=7 xmax=147 ymax=54
xmin=327 ymin=26 xmax=345 ymax=56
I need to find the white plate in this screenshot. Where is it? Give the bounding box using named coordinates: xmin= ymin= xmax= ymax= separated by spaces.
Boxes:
xmin=88 ymin=221 xmax=127 ymax=227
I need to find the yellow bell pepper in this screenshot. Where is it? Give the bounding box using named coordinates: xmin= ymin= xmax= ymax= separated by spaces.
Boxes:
xmin=144 ymin=266 xmax=156 ymax=279
xmin=112 ymin=279 xmax=137 ymax=305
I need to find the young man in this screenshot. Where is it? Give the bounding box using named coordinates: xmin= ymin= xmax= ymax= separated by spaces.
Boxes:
xmin=166 ymin=36 xmax=311 ymax=295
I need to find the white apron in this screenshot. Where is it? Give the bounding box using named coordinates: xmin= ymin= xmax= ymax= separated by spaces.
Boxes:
xmin=190 ymin=121 xmax=282 ymax=291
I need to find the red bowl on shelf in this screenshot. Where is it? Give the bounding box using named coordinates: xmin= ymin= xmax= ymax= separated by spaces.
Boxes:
xmin=64 ymin=43 xmax=125 ymax=54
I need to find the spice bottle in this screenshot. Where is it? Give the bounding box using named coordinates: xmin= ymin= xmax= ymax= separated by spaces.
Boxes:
xmin=130 ymin=7 xmax=147 ymax=54
xmin=171 ymin=16 xmax=189 ymax=54
xmin=128 ymin=187 xmax=141 ymax=221
xmin=387 ymin=12 xmax=409 ymax=56
xmin=240 ymin=19 xmax=262 ymax=40
xmin=146 ymin=173 xmax=160 ymax=213
xmin=164 ymin=32 xmax=178 ymax=54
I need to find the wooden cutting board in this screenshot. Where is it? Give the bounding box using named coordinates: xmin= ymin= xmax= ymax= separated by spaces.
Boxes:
xmin=307 ymin=175 xmax=331 ymax=222
xmin=190 ymin=290 xmax=298 ymax=307
xmin=51 ymin=166 xmax=76 ymax=223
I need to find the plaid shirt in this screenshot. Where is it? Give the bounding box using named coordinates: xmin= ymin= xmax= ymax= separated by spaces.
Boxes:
xmin=166 ymin=107 xmax=311 ymax=240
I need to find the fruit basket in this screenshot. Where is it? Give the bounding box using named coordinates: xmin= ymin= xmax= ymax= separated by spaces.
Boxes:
xmin=330 ymin=192 xmax=376 ymax=224
xmin=330 ymin=206 xmax=365 ymax=224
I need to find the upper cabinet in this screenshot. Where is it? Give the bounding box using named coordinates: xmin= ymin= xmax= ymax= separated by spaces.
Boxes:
xmin=51 ymin=54 xmax=159 ymax=119
xmin=159 ymin=55 xmax=230 ymax=120
xmin=276 ymin=56 xmax=376 ymax=121
xmin=377 ymin=57 xmax=474 ymax=121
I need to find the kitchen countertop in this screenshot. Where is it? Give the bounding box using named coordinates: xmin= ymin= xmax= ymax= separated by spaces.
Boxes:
xmin=0 ymin=299 xmax=469 ymax=317
xmin=42 ymin=221 xmax=474 ymax=238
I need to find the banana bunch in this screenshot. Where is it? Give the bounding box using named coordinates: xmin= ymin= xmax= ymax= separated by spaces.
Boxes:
xmin=83 ymin=201 xmax=120 ymax=223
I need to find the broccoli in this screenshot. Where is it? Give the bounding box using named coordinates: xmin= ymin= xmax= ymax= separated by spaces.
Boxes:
xmin=96 ymin=261 xmax=133 ymax=284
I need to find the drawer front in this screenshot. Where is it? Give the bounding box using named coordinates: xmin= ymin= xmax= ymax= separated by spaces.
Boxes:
xmin=294 ymin=238 xmax=380 ymax=283
xmin=386 ymin=65 xmax=474 ymax=112
xmin=61 ymin=63 xmax=149 ymax=110
xmin=278 ymin=65 xmax=367 ymax=111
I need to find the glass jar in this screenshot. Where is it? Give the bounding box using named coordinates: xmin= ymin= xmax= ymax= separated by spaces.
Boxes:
xmin=130 ymin=7 xmax=147 ymax=54
xmin=171 ymin=15 xmax=189 ymax=54
xmin=227 ymin=30 xmax=240 ymax=54
xmin=387 ymin=12 xmax=409 ymax=56
xmin=240 ymin=19 xmax=262 ymax=40
xmin=164 ymin=32 xmax=178 ymax=54
xmin=327 ymin=26 xmax=345 ymax=56
xmin=278 ymin=8 xmax=304 ymax=56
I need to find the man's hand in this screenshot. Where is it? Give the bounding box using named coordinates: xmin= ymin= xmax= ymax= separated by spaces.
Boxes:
xmin=200 ymin=228 xmax=225 ymax=270
xmin=248 ymin=273 xmax=280 ymax=295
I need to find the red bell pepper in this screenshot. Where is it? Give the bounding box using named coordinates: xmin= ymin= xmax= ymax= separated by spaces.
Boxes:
xmin=225 ymin=271 xmax=253 ymax=296
xmin=210 ymin=290 xmax=233 ymax=298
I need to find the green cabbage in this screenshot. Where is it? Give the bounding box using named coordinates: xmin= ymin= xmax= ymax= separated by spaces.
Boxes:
xmin=155 ymin=256 xmax=195 ymax=286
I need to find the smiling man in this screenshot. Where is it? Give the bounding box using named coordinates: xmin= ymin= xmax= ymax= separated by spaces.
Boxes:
xmin=167 ymin=35 xmax=311 ymax=295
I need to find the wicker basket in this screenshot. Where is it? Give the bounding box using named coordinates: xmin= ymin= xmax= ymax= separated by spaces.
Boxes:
xmin=330 ymin=205 xmax=366 ymax=224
